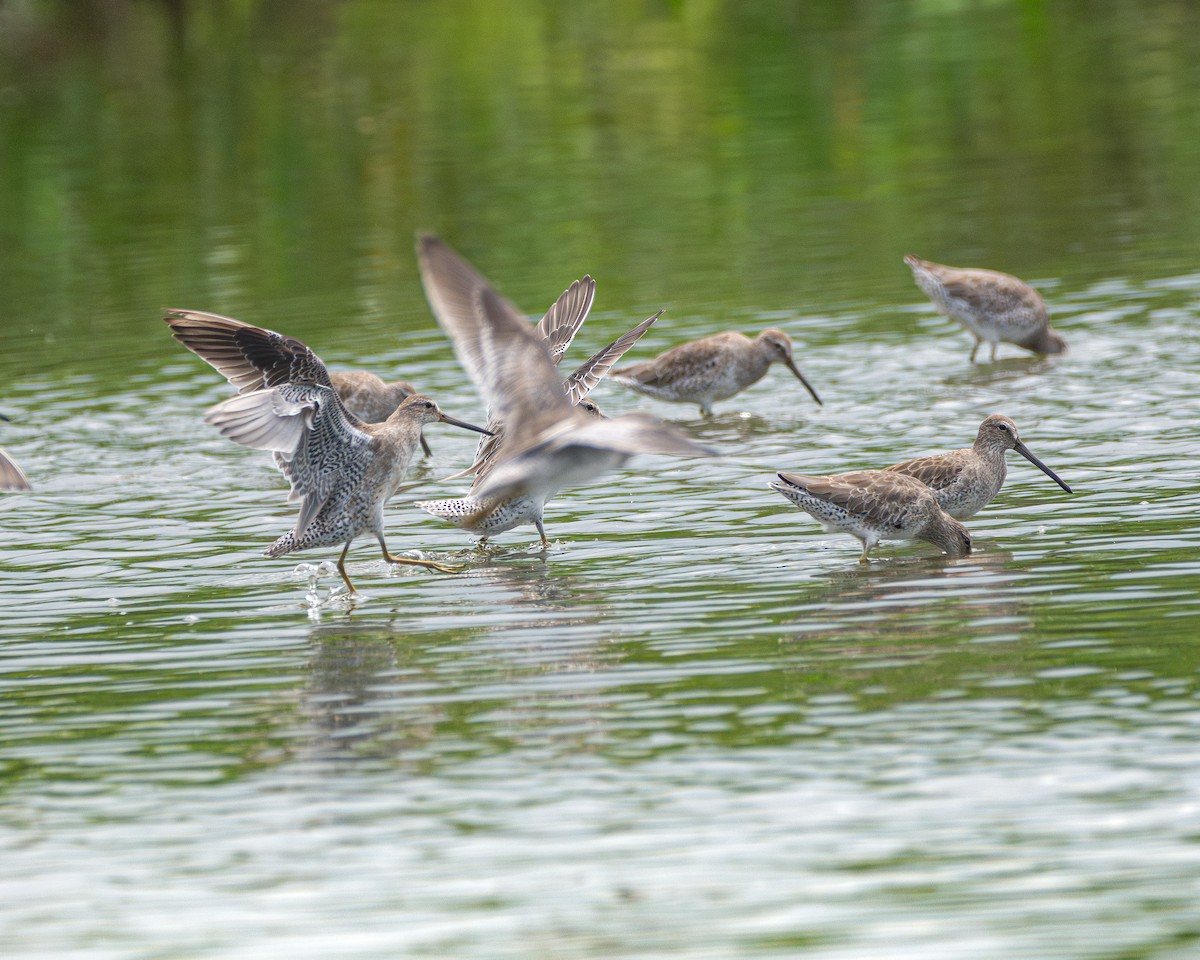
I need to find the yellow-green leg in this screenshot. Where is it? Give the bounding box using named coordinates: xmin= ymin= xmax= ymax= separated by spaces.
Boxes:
xmin=378 ymin=535 xmax=461 ymax=574
xmin=858 ymin=542 xmax=872 ymax=564
xmin=336 ymin=541 xmax=360 ymax=596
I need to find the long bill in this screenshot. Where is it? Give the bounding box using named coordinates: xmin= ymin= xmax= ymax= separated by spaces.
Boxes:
xmin=1014 ymin=440 xmax=1072 ymax=493
xmin=439 ymin=411 xmax=494 ymax=435
xmin=784 ymin=358 xmax=823 ymax=406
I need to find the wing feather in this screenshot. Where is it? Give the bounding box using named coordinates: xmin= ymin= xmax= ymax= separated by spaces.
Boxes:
xmin=536 ymin=276 xmax=596 ymax=364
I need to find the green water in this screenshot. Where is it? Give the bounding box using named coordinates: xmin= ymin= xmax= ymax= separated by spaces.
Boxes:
xmin=2 ymin=2 xmax=1200 ymax=957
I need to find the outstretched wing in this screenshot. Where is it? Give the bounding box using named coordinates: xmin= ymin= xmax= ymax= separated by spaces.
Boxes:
xmin=205 ymin=383 xmax=373 ymax=538
xmin=473 ymin=411 xmax=717 ymax=503
xmin=536 ymin=276 xmax=596 ymax=365
xmin=418 ymin=235 xmax=572 ymax=443
xmin=0 ymin=448 xmax=30 ymax=491
xmin=164 ymin=309 xmax=335 ymax=393
xmin=565 ymin=310 xmax=663 ymax=405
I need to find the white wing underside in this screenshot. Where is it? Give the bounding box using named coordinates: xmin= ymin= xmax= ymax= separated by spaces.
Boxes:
xmin=206 ymin=383 xmax=373 ymax=538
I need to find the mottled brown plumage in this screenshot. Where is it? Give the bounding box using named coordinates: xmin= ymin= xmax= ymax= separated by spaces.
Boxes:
xmin=609 ymin=328 xmax=822 ymax=416
xmin=164 ymin=309 xmax=490 ymax=596
xmin=770 ymin=470 xmax=972 ymax=562
xmin=905 ymin=254 xmax=1066 ymax=361
xmin=885 ymin=414 xmax=1072 ymax=519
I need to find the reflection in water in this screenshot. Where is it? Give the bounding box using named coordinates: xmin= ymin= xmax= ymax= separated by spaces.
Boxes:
xmin=787 ymin=548 xmax=1027 ymax=647
xmin=299 ymin=561 xmax=618 ymax=762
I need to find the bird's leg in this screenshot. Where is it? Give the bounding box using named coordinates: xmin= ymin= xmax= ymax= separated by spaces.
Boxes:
xmin=336 ymin=541 xmax=360 ymax=596
xmin=990 ymin=342 xmax=998 ymax=362
xmin=858 ymin=543 xmax=871 ymax=564
xmin=534 ymin=517 xmax=550 ymax=550
xmin=969 ymin=339 xmax=981 ymax=363
xmin=377 ymin=534 xmax=461 ymax=574
xmin=419 ymin=431 xmax=433 ymax=458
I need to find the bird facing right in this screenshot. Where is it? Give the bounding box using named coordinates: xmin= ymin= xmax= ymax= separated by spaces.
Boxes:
xmin=608 ymin=328 xmax=822 ymax=416
xmin=904 ymin=254 xmax=1067 ymax=361
xmin=885 ymin=414 xmax=1073 ymax=519
xmin=770 ymin=470 xmax=973 ymax=563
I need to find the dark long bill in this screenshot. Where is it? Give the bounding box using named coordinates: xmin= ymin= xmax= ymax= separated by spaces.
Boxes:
xmin=784 ymin=359 xmax=823 ymax=406
xmin=1014 ymin=440 xmax=1072 ymax=493
xmin=439 ymin=411 xmax=493 ymax=435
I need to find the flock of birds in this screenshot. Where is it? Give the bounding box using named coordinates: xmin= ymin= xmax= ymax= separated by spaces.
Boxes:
xmin=0 ymin=239 xmax=1075 ymax=597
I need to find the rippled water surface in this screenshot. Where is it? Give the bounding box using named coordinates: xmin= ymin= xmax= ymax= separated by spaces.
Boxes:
xmin=3 ymin=3 xmax=1200 ymax=958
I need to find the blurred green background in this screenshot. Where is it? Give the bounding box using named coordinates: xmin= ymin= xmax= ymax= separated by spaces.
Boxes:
xmin=2 ymin=0 xmax=1198 ymax=381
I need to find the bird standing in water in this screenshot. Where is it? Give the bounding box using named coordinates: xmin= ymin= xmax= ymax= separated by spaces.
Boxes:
xmin=904 ymin=254 xmax=1067 ymax=361
xmin=770 ymin=470 xmax=973 ymax=563
xmin=608 ymin=328 xmax=822 ymax=416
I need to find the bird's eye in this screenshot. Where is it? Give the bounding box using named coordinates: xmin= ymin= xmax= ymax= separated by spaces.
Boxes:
xmin=997 ymin=423 xmax=1009 ymax=431
xmin=424 ymin=401 xmax=434 ymax=409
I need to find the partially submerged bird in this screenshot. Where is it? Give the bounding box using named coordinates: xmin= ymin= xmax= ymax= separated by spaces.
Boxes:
xmin=164 ymin=309 xmax=490 ymax=596
xmin=416 ymin=304 xmax=656 ymax=546
xmin=885 ymin=414 xmax=1072 ymax=519
xmin=904 ymin=254 xmax=1067 ymax=361
xmin=417 ymin=235 xmax=717 ymax=523
xmin=608 ymin=328 xmax=822 ymax=416
xmin=770 ymin=470 xmax=973 ymax=562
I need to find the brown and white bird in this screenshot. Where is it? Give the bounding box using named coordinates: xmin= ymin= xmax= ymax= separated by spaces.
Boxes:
xmin=905 ymin=254 xmax=1067 ymax=361
xmin=164 ymin=309 xmax=490 ymax=596
xmin=417 ymin=307 xmax=659 ymax=546
xmin=770 ymin=470 xmax=973 ymax=563
xmin=608 ymin=328 xmax=822 ymax=416
xmin=416 ymin=235 xmax=717 ymax=523
xmin=885 ymin=414 xmax=1072 ymax=519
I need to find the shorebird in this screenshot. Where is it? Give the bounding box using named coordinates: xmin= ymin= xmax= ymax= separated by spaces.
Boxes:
xmin=416 ymin=235 xmax=718 ymax=521
xmin=904 ymin=254 xmax=1067 ymax=361
xmin=416 ymin=308 xmax=656 ymax=546
xmin=770 ymin=470 xmax=973 ymax=563
xmin=608 ymin=328 xmax=822 ymax=416
xmin=164 ymin=309 xmax=490 ymax=596
xmin=885 ymin=414 xmax=1072 ymax=519
xmin=0 ymin=414 xmax=30 ymax=491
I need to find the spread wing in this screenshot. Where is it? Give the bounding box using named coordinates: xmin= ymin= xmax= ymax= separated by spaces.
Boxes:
xmin=564 ymin=310 xmax=663 ymax=405
xmin=536 ymin=275 xmax=596 ymax=365
xmin=205 ymin=383 xmax=373 ymax=538
xmin=164 ymin=309 xmax=337 ymax=394
xmin=418 ymin=235 xmax=572 ymax=443
xmin=0 ymin=448 xmax=30 ymax=491
xmin=473 ymin=412 xmax=717 ymax=503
